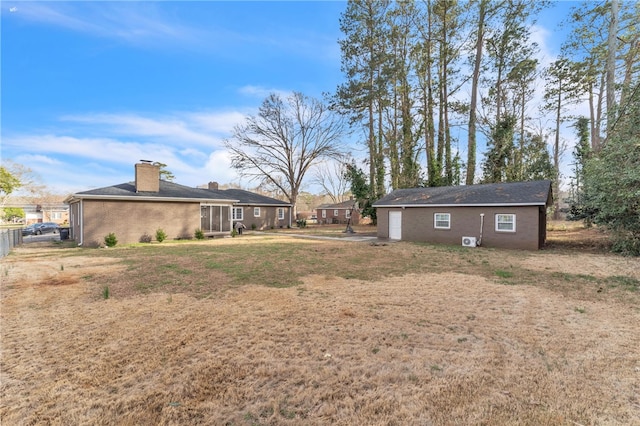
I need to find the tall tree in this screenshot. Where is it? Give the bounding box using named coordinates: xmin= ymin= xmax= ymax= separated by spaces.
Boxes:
xmin=583 ymin=83 xmax=640 ymax=254
xmin=225 ymin=92 xmax=346 ymax=216
xmin=466 ymin=0 xmax=489 ymax=185
xmin=335 ymin=0 xmax=390 ymax=200
xmin=543 ymin=58 xmax=582 ymax=219
xmin=567 ymin=117 xmax=592 ymax=221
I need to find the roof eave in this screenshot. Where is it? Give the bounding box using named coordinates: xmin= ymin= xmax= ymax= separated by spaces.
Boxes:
xmin=67 ymin=194 xmax=239 ymax=203
xmin=373 ymin=202 xmax=548 ymax=208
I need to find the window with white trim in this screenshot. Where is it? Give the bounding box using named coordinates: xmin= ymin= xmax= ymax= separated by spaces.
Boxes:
xmin=334 ymin=209 xmax=339 ymax=216
xmin=434 ymin=213 xmax=451 ymax=229
xmin=254 ymin=207 xmax=261 ymax=217
xmin=277 ymin=208 xmax=285 ymax=220
xmin=495 ymin=214 xmax=516 ymax=232
xmin=232 ymin=207 xmax=243 ymax=221
xmin=345 ymin=209 xmax=351 ymax=219
xmin=322 ymin=209 xmax=326 ymax=218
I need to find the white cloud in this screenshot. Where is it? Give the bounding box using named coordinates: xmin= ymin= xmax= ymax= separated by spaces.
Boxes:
xmin=238 ymin=85 xmax=292 ymax=100
xmin=61 ymin=113 xmax=224 ymax=147
xmin=11 ymin=2 xmax=200 ymax=48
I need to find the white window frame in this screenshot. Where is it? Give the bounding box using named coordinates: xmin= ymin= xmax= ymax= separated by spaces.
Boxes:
xmin=345 ymin=209 xmax=351 ymax=219
xmin=277 ymin=208 xmax=285 ymax=220
xmin=322 ymin=209 xmax=326 ymax=218
xmin=334 ymin=209 xmax=339 ymax=216
xmin=232 ymin=207 xmax=243 ymax=221
xmin=434 ymin=213 xmax=451 ymax=230
xmin=495 ymin=214 xmax=516 ymax=232
xmin=253 ymin=207 xmax=261 ymax=217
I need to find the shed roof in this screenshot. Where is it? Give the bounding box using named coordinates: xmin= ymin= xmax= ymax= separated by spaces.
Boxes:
xmin=373 ymin=180 xmax=552 ymax=208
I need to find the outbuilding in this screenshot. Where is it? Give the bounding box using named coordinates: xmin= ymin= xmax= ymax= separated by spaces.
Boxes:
xmin=372 ymin=180 xmax=552 ymax=250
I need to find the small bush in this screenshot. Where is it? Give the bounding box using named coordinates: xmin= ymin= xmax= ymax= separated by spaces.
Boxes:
xmin=231 ymin=229 xmax=238 ymax=238
xmin=104 ymin=233 xmax=118 ymax=247
xmin=155 ymin=228 xmax=167 ymax=243
xmin=139 ymin=233 xmax=152 ymax=243
xmin=296 ymin=219 xmax=307 ymax=228
xmin=251 ymin=223 xmax=257 ymax=230
xmin=102 ymin=286 xmax=110 ymax=299
xmin=194 ymin=229 xmax=205 ymax=240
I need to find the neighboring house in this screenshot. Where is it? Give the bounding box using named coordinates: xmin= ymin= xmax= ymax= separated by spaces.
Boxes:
xmin=372 ymin=180 xmax=552 ymax=250
xmin=64 ymin=163 xmax=291 ymax=247
xmin=316 ymin=198 xmax=360 ymax=225
xmin=5 ymin=203 xmax=69 ymax=225
xmin=210 ymin=185 xmax=292 ymax=230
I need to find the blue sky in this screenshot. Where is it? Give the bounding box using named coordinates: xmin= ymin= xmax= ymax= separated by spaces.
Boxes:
xmin=2 ymin=1 xmax=577 ymax=195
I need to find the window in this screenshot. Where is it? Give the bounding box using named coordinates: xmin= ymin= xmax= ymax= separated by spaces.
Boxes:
xmin=434 ymin=213 xmax=451 ymax=229
xmin=322 ymin=209 xmax=326 ymax=218
xmin=51 ymin=212 xmax=62 ymax=220
xmin=495 ymin=214 xmax=516 ymax=232
xmin=232 ymin=207 xmax=243 ymax=221
xmin=334 ymin=209 xmax=339 ymax=216
xmin=254 ymin=207 xmax=261 ymax=217
xmin=277 ymin=208 xmax=285 ymax=220
xmin=345 ymin=209 xmax=351 ymax=219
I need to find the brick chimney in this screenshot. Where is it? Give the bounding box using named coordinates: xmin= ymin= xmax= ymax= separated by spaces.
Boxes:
xmin=208 ymin=182 xmax=219 ymax=190
xmin=135 ymin=162 xmax=160 ymax=193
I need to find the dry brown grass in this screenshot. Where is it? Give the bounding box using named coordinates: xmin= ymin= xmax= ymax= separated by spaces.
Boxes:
xmin=1 ymin=228 xmax=639 ymax=425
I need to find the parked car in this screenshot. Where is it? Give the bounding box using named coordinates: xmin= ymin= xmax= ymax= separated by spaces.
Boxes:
xmin=22 ymin=224 xmax=38 ymax=236
xmin=22 ymin=222 xmax=60 ymax=236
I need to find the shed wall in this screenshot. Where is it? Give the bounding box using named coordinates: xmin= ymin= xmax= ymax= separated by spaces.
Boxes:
xmin=377 ymin=206 xmax=544 ymax=250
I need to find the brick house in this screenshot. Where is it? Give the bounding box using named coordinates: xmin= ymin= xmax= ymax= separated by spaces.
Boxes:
xmin=372 ymin=181 xmax=552 ymax=250
xmin=64 ymin=163 xmax=291 ymax=246
xmin=316 ymin=198 xmax=360 ymax=225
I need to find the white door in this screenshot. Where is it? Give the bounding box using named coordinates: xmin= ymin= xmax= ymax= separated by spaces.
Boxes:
xmin=389 ymin=211 xmax=402 ymax=240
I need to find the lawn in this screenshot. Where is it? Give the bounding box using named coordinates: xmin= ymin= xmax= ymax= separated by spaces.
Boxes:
xmin=1 ymin=224 xmax=639 ymax=425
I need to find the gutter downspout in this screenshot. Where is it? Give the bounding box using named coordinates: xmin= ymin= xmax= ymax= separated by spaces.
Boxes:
xmin=78 ymin=200 xmax=84 ymax=246
xmin=478 ymin=213 xmax=484 ymax=246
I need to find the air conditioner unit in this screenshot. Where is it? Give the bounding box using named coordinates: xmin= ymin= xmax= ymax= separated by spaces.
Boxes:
xmin=462 ymin=236 xmax=477 ymax=247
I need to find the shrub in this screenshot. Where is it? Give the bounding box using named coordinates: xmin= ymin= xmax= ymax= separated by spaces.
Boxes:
xmin=231 ymin=229 xmax=238 ymax=237
xmin=251 ymin=223 xmax=257 ymax=230
xmin=104 ymin=233 xmax=118 ymax=247
xmin=155 ymin=228 xmax=167 ymax=243
xmin=194 ymin=228 xmax=205 ymax=240
xmin=139 ymin=232 xmax=152 ymax=243
xmin=102 ymin=286 xmax=110 ymax=299
xmin=296 ymin=219 xmax=307 ymax=228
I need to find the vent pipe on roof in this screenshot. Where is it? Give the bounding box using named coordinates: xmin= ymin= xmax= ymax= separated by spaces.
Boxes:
xmin=208 ymin=182 xmax=219 ymax=190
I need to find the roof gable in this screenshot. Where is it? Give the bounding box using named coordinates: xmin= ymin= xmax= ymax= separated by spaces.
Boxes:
xmin=373 ymin=181 xmax=552 ymax=207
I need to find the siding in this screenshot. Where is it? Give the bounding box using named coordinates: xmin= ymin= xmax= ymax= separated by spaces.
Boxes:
xmin=377 ymin=206 xmax=543 ymax=250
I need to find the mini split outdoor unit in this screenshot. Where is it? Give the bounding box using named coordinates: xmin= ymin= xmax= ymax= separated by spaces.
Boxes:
xmin=462 ymin=236 xmax=477 ymax=247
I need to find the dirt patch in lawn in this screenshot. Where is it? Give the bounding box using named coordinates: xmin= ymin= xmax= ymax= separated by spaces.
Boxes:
xmin=1 ymin=238 xmax=639 ymax=425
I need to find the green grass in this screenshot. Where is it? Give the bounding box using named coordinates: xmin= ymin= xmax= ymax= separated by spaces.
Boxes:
xmin=33 ymin=236 xmax=639 ymax=304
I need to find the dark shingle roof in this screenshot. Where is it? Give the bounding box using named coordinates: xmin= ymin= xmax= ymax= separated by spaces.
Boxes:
xmin=217 ymin=189 xmax=291 ymax=206
xmin=72 ymin=180 xmax=239 ymax=202
xmin=317 ymin=199 xmax=358 ymax=209
xmin=373 ymin=181 xmax=552 ymax=207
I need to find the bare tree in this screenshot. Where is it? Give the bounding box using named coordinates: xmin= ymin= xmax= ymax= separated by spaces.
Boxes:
xmin=225 ymin=92 xmax=347 ymax=216
xmin=310 ymin=161 xmax=350 ymax=204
